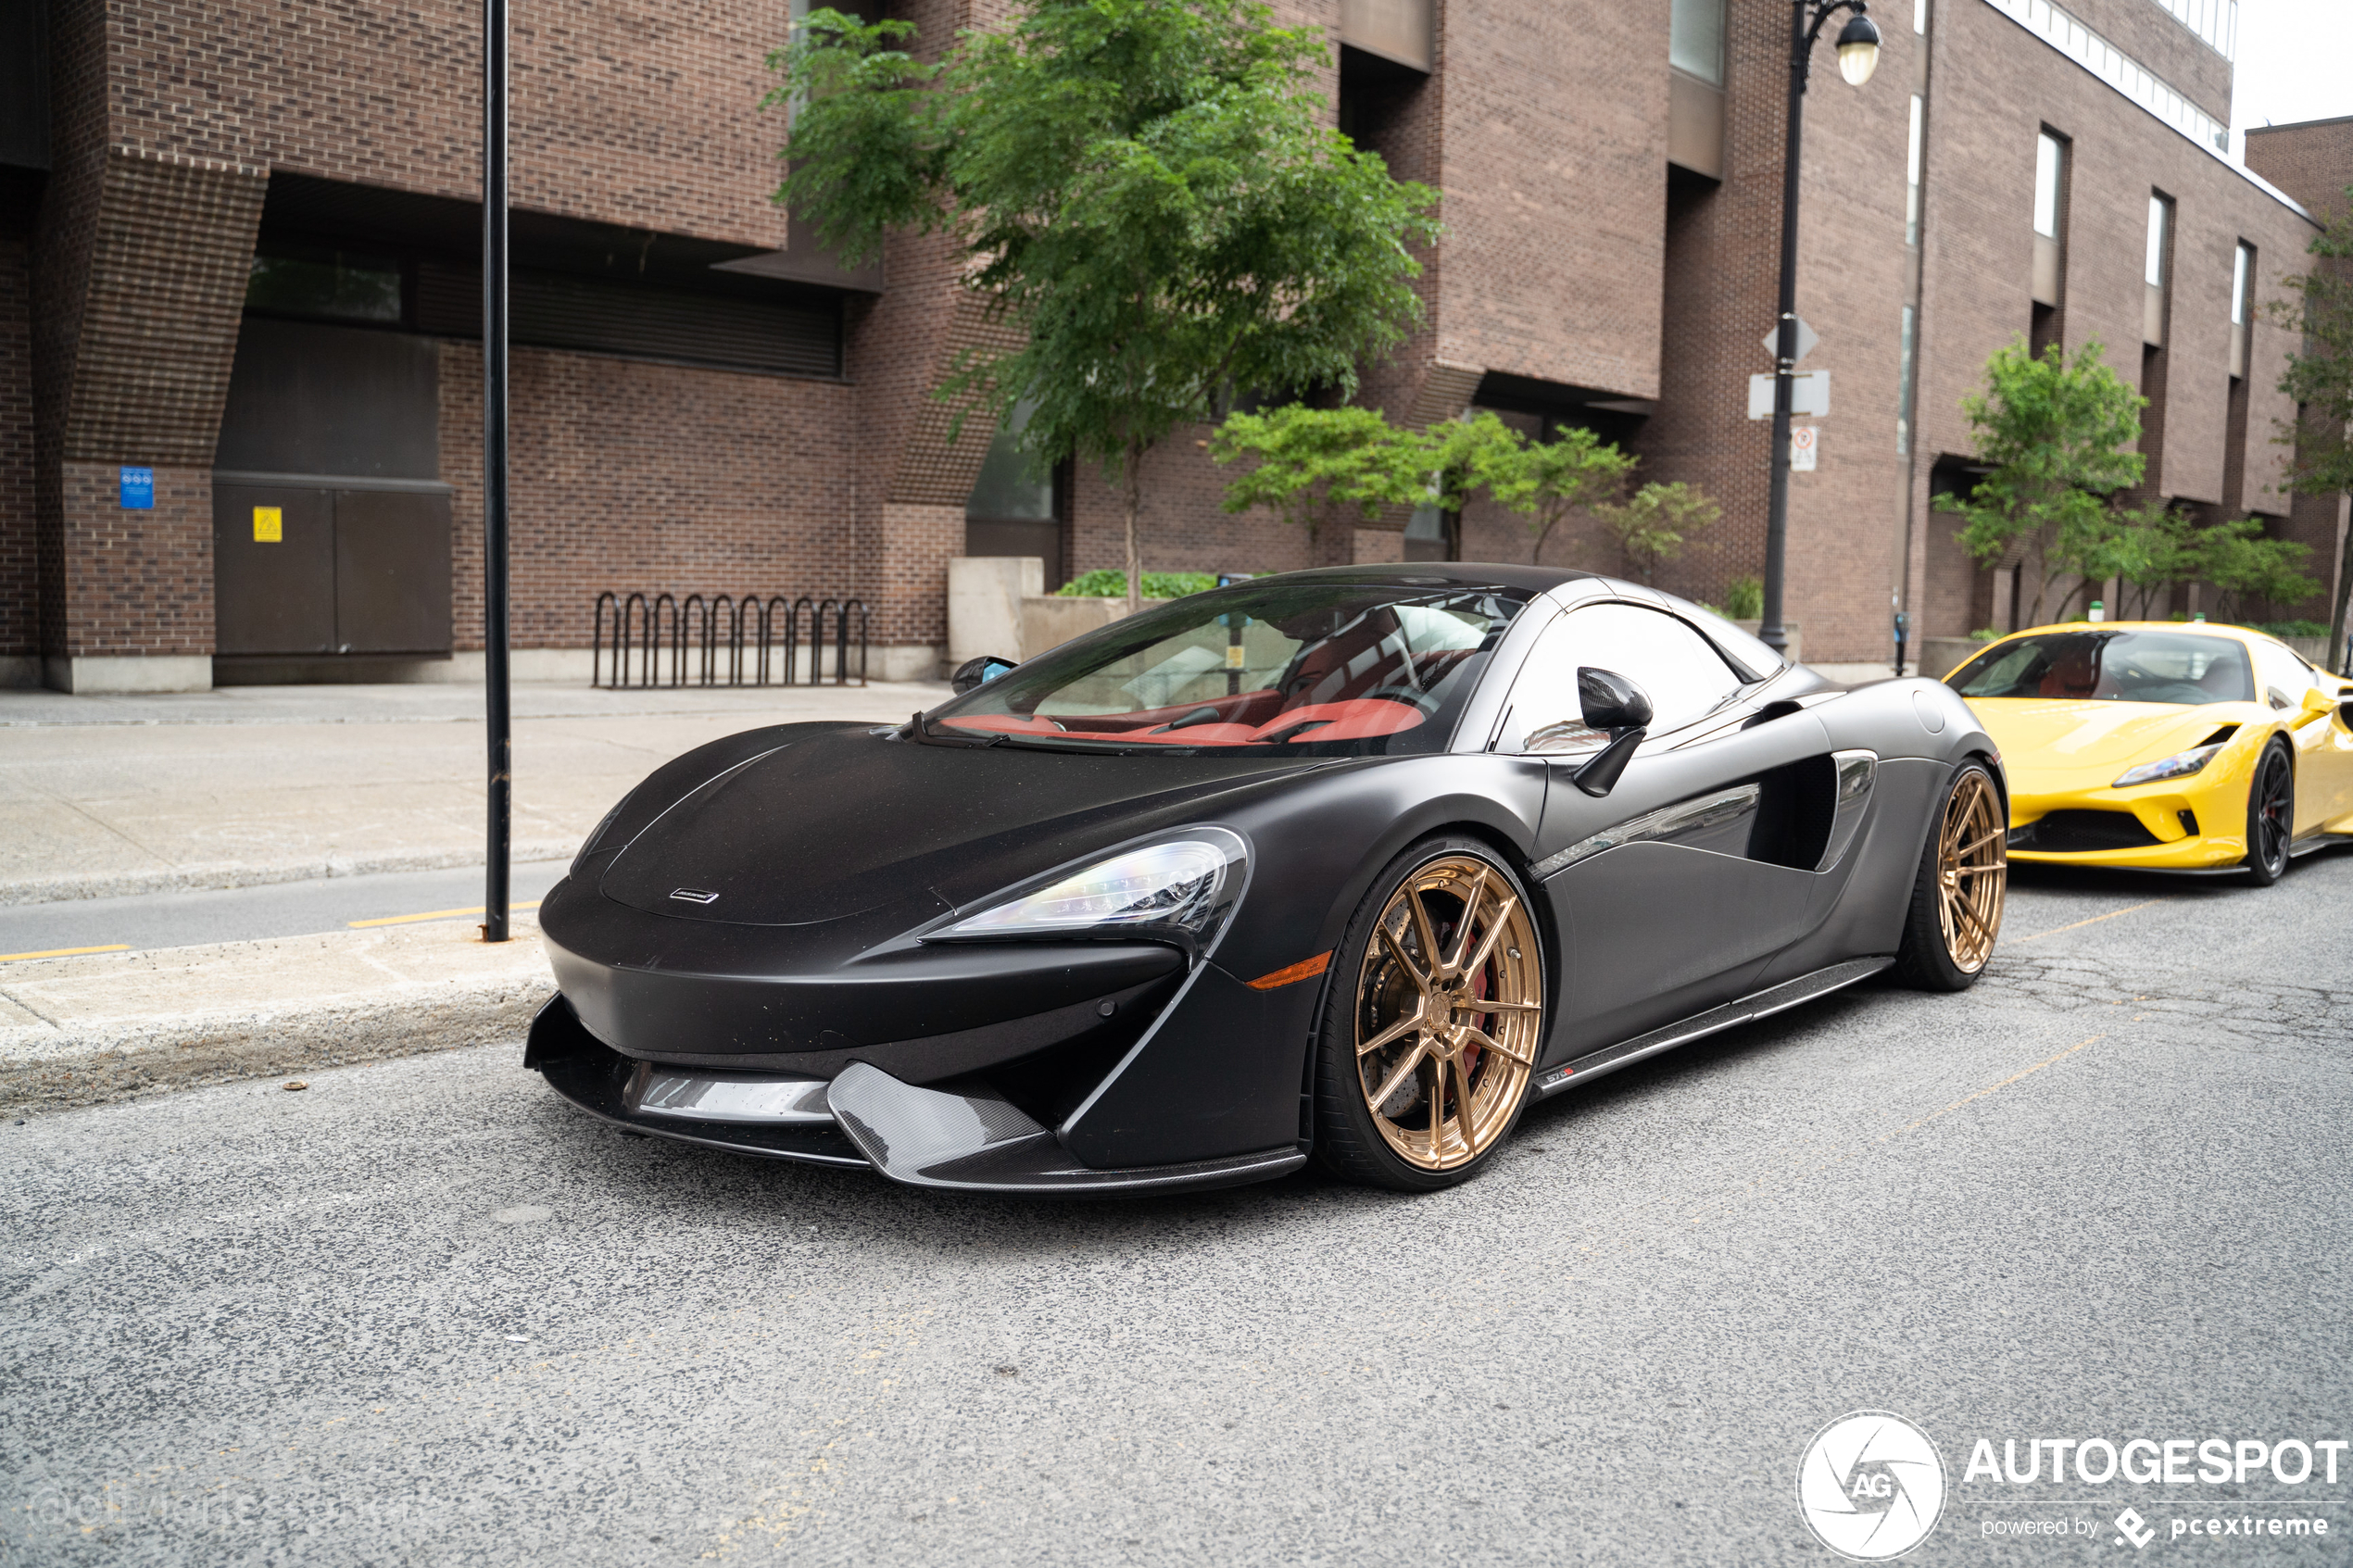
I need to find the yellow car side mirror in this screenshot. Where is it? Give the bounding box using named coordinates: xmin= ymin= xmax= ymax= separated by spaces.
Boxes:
xmin=2303 ymin=685 xmax=2337 ymax=719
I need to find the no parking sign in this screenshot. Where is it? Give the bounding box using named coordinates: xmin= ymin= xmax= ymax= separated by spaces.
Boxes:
xmin=1791 ymin=425 xmax=1818 ymax=471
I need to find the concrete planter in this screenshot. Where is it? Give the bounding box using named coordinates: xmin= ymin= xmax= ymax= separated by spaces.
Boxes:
xmin=1018 ymin=594 xmax=1167 ymax=662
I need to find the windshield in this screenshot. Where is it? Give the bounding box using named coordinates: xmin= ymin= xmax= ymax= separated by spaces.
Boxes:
xmin=925 ymin=578 xmax=1532 ymax=755
xmin=1947 ymin=630 xmax=2255 ymax=706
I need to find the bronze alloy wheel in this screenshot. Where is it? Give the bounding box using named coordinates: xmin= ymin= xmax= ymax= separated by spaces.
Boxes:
xmin=1936 ymin=768 xmax=2007 ymax=972
xmin=1353 ymin=854 xmax=1543 ymax=1171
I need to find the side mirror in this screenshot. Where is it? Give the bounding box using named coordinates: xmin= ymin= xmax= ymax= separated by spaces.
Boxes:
xmin=1572 ymin=666 xmax=1652 ymax=798
xmin=951 ymin=655 xmax=1018 ymax=696
xmin=2300 ymin=684 xmax=2335 ymax=719
xmin=1578 ymin=666 xmax=1654 ymax=731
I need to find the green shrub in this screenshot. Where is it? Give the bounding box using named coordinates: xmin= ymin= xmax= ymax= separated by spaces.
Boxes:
xmin=1056 ymin=569 xmax=1219 ymax=600
xmin=1968 ymin=627 xmax=2001 ymax=643
xmin=2248 ymin=619 xmax=2331 ymax=639
xmin=1720 ymin=575 xmax=1764 ymax=621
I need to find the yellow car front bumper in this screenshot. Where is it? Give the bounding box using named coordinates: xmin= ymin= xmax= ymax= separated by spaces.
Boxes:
xmin=2006 ymin=759 xmax=2255 ymax=872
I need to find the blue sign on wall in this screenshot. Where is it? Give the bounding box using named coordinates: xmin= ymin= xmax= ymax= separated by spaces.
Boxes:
xmin=120 ymin=467 xmax=155 ymax=509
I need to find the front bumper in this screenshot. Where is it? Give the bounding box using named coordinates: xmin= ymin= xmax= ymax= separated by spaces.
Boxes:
xmin=526 ymin=997 xmax=1305 ymax=1195
xmin=2005 ymin=768 xmax=2251 ymax=871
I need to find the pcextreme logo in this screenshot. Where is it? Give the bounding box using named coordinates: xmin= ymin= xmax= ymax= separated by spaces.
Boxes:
xmin=1797 ymin=1411 xmax=1948 ymax=1561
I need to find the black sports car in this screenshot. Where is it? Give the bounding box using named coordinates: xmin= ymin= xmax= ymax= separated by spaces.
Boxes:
xmin=529 ymin=565 xmax=2007 ymax=1194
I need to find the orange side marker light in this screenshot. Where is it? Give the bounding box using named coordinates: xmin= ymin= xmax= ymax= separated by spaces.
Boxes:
xmin=1246 ymin=950 xmax=1332 ymax=990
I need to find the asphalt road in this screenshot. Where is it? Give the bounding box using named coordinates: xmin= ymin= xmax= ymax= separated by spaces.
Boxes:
xmin=0 ymin=859 xmax=575 ymax=959
xmin=6 ymin=855 xmax=2351 ymax=1567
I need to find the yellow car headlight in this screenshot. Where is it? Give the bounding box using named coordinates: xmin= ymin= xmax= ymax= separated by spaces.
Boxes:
xmin=2113 ymin=743 xmax=2225 ymax=789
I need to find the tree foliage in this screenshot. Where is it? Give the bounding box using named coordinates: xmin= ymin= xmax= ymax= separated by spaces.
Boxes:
xmin=2266 ymin=187 xmax=2353 ymax=670
xmin=767 ymin=1 xmax=1440 ymax=609
xmin=1933 ymin=338 xmax=2145 ymax=625
xmin=2102 ymin=503 xmax=2317 ymax=622
xmin=1593 ymin=482 xmax=1720 ymax=583
xmin=1209 ymin=405 xmax=1430 ymax=539
xmin=1481 ymin=426 xmax=1641 ymax=565
xmin=1212 ymin=404 xmax=1724 ymax=575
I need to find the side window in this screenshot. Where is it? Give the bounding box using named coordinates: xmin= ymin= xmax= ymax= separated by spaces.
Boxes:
xmin=2248 ymin=639 xmax=2317 ymax=711
xmin=1501 ymin=603 xmax=1748 ymax=753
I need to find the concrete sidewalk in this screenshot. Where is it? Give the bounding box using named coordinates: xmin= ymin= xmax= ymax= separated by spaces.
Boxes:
xmin=0 ymin=912 xmax=557 ymax=1115
xmin=1 ymin=679 xmax=947 ymax=904
xmin=0 ymin=680 xmax=946 ymax=1113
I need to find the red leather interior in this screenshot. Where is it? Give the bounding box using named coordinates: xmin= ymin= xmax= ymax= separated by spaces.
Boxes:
xmin=937 ymin=696 xmax=1426 ymax=746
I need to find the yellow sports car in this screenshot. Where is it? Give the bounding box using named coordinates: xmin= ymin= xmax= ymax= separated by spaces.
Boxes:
xmin=1943 ymin=621 xmax=2353 ymax=884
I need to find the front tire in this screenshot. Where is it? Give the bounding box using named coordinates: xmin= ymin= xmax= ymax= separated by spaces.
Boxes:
xmin=2242 ymin=741 xmax=2293 ymax=886
xmin=1312 ymin=836 xmax=1545 ymax=1192
xmin=1894 ymin=760 xmax=2007 ymax=992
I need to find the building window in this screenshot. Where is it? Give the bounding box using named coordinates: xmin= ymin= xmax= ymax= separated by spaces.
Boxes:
xmin=2033 ymin=133 xmax=2063 ymax=239
xmin=246 ymin=249 xmax=405 ymax=326
xmin=1669 ymin=0 xmax=1726 ymax=86
xmin=2231 ymin=241 xmax=2253 ymax=324
xmin=1906 ymin=95 xmax=1924 ymax=245
xmin=1897 ymin=305 xmax=1917 ymax=456
xmin=2144 ymin=194 xmax=2170 ymax=288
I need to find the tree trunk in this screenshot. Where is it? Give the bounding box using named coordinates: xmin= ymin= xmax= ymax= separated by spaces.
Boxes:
xmin=1123 ymin=437 xmax=1146 ymax=617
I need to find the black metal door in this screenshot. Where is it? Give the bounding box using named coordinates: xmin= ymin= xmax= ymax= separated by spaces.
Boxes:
xmin=334 ymin=489 xmax=453 ymax=654
xmin=214 ymin=484 xmax=335 ymax=655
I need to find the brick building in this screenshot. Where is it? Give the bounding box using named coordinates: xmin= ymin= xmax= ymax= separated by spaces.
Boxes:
xmin=0 ymin=0 xmax=2345 ymax=691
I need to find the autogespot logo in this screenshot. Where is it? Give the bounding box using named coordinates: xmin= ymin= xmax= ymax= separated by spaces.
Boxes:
xmin=1798 ymin=1411 xmax=1948 ymax=1561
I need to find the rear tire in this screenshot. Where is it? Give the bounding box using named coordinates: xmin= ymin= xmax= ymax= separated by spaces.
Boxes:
xmin=1312 ymin=835 xmax=1544 ymax=1192
xmin=2242 ymin=741 xmax=2293 ymax=886
xmin=1894 ymin=760 xmax=2007 ymax=992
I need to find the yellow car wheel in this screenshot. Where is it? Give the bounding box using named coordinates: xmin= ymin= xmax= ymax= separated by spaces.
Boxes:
xmin=2243 ymin=741 xmax=2294 ymax=886
xmin=1895 ymin=761 xmax=2007 ymax=991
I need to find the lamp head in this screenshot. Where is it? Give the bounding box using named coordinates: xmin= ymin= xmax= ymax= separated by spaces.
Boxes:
xmin=1835 ymin=10 xmax=1883 ymax=86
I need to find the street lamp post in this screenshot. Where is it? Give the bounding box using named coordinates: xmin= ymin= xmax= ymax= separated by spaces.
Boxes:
xmin=482 ymin=0 xmax=512 ymax=942
xmin=1759 ymin=0 xmax=1881 ymax=657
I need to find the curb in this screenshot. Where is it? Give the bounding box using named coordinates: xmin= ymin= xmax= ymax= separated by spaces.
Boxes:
xmin=0 ymin=921 xmax=558 ymax=1116
xmin=0 ymin=977 xmax=556 ymax=1117
xmin=0 ymin=840 xmax=581 ymax=908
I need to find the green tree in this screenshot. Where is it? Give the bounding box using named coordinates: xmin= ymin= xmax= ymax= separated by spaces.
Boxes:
xmin=768 ymin=2 xmax=1440 ymax=612
xmin=1210 ymin=405 xmax=1430 ymax=546
xmin=2201 ymin=516 xmax=2321 ymax=623
xmin=1933 ymin=339 xmax=2145 ymax=626
xmin=1593 ymin=481 xmax=1720 ymax=583
xmin=2107 ymin=500 xmax=2202 ymax=620
xmin=1480 ymin=425 xmax=1641 ymax=566
xmin=2266 ymin=188 xmax=2353 ymax=670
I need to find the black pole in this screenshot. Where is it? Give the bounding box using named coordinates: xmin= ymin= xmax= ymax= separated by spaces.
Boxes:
xmin=1761 ymin=0 xmax=1813 ymax=659
xmin=482 ymin=0 xmax=511 ymax=942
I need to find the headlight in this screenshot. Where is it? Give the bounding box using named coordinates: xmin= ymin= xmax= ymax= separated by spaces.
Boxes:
xmin=935 ymin=829 xmax=1250 ymax=956
xmin=2113 ymin=743 xmax=2225 ymax=788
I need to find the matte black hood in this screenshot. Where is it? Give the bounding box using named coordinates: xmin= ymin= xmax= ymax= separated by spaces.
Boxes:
xmin=598 ymin=726 xmax=1323 ymax=927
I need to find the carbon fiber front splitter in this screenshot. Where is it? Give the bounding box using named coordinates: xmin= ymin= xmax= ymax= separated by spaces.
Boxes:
xmin=526 ymin=997 xmax=1304 ymax=1196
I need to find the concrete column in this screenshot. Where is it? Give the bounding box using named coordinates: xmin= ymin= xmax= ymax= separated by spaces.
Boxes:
xmin=31 ymin=130 xmax=266 ymax=692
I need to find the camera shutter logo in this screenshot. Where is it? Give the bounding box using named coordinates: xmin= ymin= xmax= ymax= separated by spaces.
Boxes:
xmin=1796 ymin=1411 xmax=1945 ymax=1560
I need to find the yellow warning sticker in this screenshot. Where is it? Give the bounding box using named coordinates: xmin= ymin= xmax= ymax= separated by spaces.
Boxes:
xmin=1225 ymin=644 xmax=1247 ymax=670
xmin=253 ymin=506 xmax=283 ymax=543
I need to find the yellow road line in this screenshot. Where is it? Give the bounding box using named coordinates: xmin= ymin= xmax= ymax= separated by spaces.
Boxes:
xmin=2015 ymin=898 xmax=2162 ymax=942
xmin=0 ymin=943 xmax=133 ymax=963
xmin=349 ymin=900 xmax=541 ymax=929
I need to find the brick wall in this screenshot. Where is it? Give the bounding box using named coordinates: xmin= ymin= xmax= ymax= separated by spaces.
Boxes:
xmin=54 ymin=461 xmax=213 ymax=657
xmin=1904 ymin=0 xmax=2316 ymax=640
xmin=1432 ymin=0 xmax=1667 ymax=401
xmin=2246 ymin=116 xmax=2353 ymax=220
xmin=436 ymin=340 xmax=862 ymax=652
xmin=0 ymin=238 xmax=31 ymax=658
xmin=102 ymin=0 xmax=790 ymax=248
